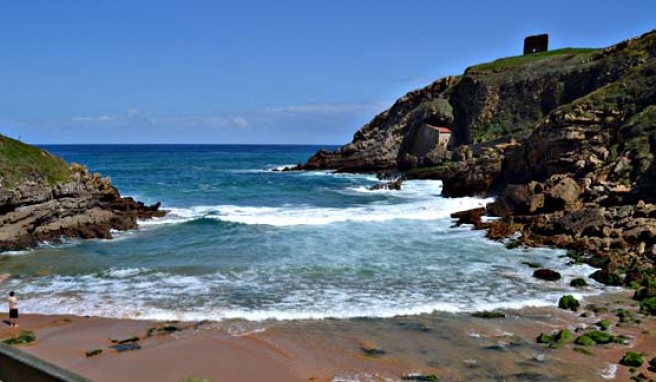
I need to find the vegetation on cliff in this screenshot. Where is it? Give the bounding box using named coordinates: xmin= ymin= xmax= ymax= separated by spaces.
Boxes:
xmin=0 ymin=135 xmax=71 ymax=187
xmin=465 ymin=47 xmax=599 ymax=74
xmin=0 ymin=135 xmax=165 ymax=251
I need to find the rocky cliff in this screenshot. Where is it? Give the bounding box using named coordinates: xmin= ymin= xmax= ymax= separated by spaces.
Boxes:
xmin=0 ymin=136 xmax=164 ymax=251
xmin=298 ymin=30 xmax=656 ymax=294
xmin=298 ymin=31 xmax=653 ymax=174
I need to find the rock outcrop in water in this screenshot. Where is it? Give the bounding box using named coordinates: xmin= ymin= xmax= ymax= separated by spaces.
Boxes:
xmin=0 ymin=136 xmax=165 ymax=251
xmin=297 ymin=29 xmax=656 ymax=292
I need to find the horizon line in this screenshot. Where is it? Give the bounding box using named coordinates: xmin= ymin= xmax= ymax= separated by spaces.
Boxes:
xmin=35 ymin=142 xmax=344 ymax=146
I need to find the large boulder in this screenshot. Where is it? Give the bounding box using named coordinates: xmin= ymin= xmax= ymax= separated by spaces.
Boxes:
xmin=554 ymin=207 xmax=606 ymax=238
xmin=590 ymin=270 xmax=623 ymax=286
xmin=533 ymin=269 xmax=562 ymax=281
xmin=487 ymin=184 xmax=541 ymax=217
xmin=544 ymin=177 xmax=582 ymax=211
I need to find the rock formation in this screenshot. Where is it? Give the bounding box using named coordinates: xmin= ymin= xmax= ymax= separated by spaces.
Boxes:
xmin=297 ymin=30 xmax=656 ymax=293
xmin=0 ymin=138 xmax=165 ymax=251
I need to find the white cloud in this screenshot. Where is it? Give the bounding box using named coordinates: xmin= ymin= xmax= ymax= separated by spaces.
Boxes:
xmin=62 ymin=100 xmax=390 ymax=143
xmin=265 ymin=101 xmax=390 ymax=115
xmin=231 ymin=116 xmax=249 ymax=128
xmin=71 ymin=115 xmax=119 ymax=122
xmin=70 ymin=110 xmax=242 ymax=130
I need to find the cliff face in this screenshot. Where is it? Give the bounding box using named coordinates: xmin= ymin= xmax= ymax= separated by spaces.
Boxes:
xmin=298 ymin=32 xmax=652 ymax=177
xmin=299 ymin=76 xmax=458 ymax=172
xmin=299 ymin=30 xmax=656 ymax=288
xmin=481 ymin=33 xmax=656 ymax=267
xmin=0 ymin=138 xmax=164 ymax=251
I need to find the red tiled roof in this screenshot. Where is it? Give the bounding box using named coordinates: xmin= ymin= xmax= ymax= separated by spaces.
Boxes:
xmin=426 ymin=124 xmax=452 ymax=134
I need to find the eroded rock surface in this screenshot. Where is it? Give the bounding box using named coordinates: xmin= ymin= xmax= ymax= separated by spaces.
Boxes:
xmin=0 ymin=164 xmax=165 ymax=251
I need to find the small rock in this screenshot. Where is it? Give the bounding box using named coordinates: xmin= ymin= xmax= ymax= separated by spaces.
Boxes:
xmin=613 ymin=335 xmax=633 ymax=345
xmin=570 ymin=278 xmax=588 ymax=287
xmin=359 ymin=339 xmax=385 ymax=357
xmin=85 ymin=349 xmax=102 ymax=357
xmin=533 ymin=269 xmax=562 ymax=281
xmin=556 ymin=329 xmax=575 ymax=344
xmin=587 ymin=330 xmax=612 ymax=344
xmin=640 ymin=296 xmax=656 ymax=315
xmin=590 ymin=270 xmax=623 ymax=286
xmin=575 ymin=335 xmax=595 ymax=346
xmin=471 ymin=311 xmax=506 ymax=318
xmin=110 ymin=336 xmax=139 ymax=344
xmin=649 ymin=357 xmax=656 ymax=370
xmin=369 ymin=179 xmax=402 ymax=191
xmin=401 ymin=373 xmax=439 ymax=382
xmin=558 ymin=295 xmax=580 ymax=311
xmin=536 ymin=333 xmax=553 ymax=344
xmin=596 ymin=320 xmax=611 ymax=331
xmin=620 ymin=351 xmax=644 ymax=367
xmin=110 ymin=343 xmax=141 ymax=353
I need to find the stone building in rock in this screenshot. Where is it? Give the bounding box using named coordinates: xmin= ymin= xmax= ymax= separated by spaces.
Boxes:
xmin=411 ymin=123 xmax=452 ymax=158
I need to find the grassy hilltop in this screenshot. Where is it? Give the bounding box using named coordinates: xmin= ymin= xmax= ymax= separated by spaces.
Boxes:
xmin=0 ymin=135 xmax=71 ymax=188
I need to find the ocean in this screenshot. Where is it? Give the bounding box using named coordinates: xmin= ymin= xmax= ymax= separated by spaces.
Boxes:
xmin=2 ymin=145 xmax=604 ymax=321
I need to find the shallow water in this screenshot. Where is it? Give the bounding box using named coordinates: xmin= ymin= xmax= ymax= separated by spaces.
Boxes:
xmin=2 ymin=145 xmax=611 ymax=321
xmin=207 ymin=302 xmax=629 ymax=382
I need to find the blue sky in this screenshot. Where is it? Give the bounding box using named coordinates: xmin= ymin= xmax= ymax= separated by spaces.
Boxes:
xmin=1 ymin=1 xmax=655 ymax=144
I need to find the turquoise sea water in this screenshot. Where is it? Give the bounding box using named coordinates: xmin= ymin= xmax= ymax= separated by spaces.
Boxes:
xmin=2 ymin=145 xmax=604 ymax=321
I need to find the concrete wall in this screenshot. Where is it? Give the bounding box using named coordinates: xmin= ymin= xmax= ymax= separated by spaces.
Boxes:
xmin=0 ymin=343 xmax=90 ymax=382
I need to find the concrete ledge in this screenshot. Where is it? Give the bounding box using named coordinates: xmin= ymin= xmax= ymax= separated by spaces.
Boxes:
xmin=0 ymin=343 xmax=91 ymax=382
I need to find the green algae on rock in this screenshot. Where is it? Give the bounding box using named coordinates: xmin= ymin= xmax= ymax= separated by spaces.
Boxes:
xmin=570 ymin=278 xmax=588 ymax=287
xmin=558 ymin=295 xmax=580 ymax=311
xmin=575 ymin=335 xmax=595 ymax=346
xmin=555 ymin=329 xmax=576 ymax=344
xmin=536 ymin=333 xmax=553 ymax=344
xmin=620 ymin=351 xmax=644 ymax=367
xmin=596 ymin=319 xmax=611 ymax=331
xmin=3 ymin=330 xmax=36 ymax=346
xmin=640 ymin=296 xmax=656 ymax=315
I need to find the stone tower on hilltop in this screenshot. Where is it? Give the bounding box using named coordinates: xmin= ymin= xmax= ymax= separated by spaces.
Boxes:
xmin=524 ymin=34 xmax=549 ymax=54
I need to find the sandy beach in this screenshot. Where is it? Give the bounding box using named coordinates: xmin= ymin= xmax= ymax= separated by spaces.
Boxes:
xmin=0 ymin=291 xmax=653 ymax=382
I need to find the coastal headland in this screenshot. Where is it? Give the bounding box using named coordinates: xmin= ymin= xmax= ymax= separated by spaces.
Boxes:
xmin=294 ymin=29 xmax=656 ymax=304
xmin=0 ymin=135 xmax=165 ymax=252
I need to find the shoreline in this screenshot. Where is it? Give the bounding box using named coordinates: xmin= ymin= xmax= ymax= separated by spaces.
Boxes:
xmin=2 ymin=290 xmax=654 ymax=382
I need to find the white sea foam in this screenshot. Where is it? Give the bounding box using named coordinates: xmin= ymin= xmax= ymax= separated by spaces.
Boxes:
xmin=140 ymin=181 xmax=491 ymax=227
xmin=345 ymin=179 xmax=444 ymax=199
xmin=101 ymin=268 xmax=147 ymax=278
xmin=13 ymin=260 xmax=602 ymax=323
xmin=599 ymin=363 xmax=617 ymax=380
xmin=300 ymin=170 xmax=379 ymax=182
xmin=332 ymin=373 xmax=397 ymax=382
xmin=267 ymin=164 xmax=296 ymax=171
xmin=1 ymin=249 xmax=33 ymax=256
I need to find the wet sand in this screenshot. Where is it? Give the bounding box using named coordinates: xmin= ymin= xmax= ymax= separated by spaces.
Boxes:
xmin=1 ymin=291 xmax=654 ymax=382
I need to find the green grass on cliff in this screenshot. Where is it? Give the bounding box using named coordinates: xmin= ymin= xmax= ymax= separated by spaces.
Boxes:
xmin=0 ymin=135 xmax=71 ymax=187
xmin=467 ymin=48 xmax=600 ymax=73
xmin=403 ymin=162 xmax=456 ymax=179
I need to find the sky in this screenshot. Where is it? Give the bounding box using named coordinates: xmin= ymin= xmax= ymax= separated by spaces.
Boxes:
xmin=1 ymin=1 xmax=655 ymax=145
